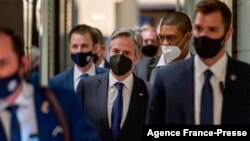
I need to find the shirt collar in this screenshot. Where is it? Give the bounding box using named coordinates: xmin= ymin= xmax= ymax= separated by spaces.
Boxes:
xmin=74 ymin=63 xmax=96 ymax=81
xmin=99 ymin=59 xmax=105 ymax=68
xmin=195 ymin=53 xmax=227 ymax=80
xmin=109 ymin=71 xmax=134 ymax=92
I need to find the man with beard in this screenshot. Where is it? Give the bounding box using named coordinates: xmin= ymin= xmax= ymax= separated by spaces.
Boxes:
xmin=147 ymin=0 xmax=250 ymax=125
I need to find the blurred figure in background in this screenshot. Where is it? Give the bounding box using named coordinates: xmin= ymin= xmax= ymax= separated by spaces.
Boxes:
xmin=26 ymin=45 xmax=40 ymax=84
xmin=92 ymin=27 xmax=110 ymax=69
xmin=140 ymin=24 xmax=161 ymax=58
xmin=133 ymin=24 xmax=160 ymax=82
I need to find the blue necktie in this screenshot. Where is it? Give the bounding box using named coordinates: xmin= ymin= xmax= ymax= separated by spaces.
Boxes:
xmin=200 ymin=69 xmax=213 ymax=125
xmin=81 ymin=73 xmax=89 ymax=79
xmin=111 ymin=82 xmax=124 ymax=140
xmin=7 ymin=105 xmax=21 ymax=141
xmin=0 ymin=118 xmax=7 ymax=141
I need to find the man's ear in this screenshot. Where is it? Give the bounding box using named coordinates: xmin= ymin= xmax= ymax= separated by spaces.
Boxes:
xmin=133 ymin=52 xmax=140 ymax=65
xmin=225 ymin=26 xmax=234 ymax=40
xmin=92 ymin=44 xmax=99 ymax=54
xmin=19 ymin=55 xmax=30 ymax=76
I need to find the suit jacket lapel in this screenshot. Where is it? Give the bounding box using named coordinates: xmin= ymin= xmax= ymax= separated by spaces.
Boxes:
xmin=181 ymin=58 xmax=195 ymax=124
xmin=221 ymin=56 xmax=240 ymax=123
xmin=96 ymin=73 xmax=110 ymax=132
xmin=120 ymin=74 xmax=147 ymax=133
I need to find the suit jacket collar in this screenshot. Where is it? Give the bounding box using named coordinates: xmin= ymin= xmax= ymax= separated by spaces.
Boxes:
xmin=95 ymin=73 xmax=110 ymax=133
xmin=119 ymin=74 xmax=147 ymax=136
xmin=181 ymin=57 xmax=195 ymax=124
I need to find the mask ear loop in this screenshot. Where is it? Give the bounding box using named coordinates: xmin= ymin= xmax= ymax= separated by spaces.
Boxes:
xmin=178 ymin=33 xmax=189 ymax=53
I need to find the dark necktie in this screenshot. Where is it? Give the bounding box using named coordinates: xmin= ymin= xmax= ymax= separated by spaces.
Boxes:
xmin=111 ymin=82 xmax=124 ymax=140
xmin=0 ymin=118 xmax=7 ymax=141
xmin=200 ymin=69 xmax=213 ymax=125
xmin=7 ymin=105 xmax=21 ymax=141
xmin=81 ymin=73 xmax=89 ymax=79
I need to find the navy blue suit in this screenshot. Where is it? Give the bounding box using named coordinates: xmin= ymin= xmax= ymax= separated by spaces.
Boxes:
xmin=77 ymin=72 xmax=149 ymax=141
xmin=0 ymin=83 xmax=100 ymax=141
xmin=49 ymin=66 xmax=108 ymax=91
xmin=147 ymin=56 xmax=250 ymax=124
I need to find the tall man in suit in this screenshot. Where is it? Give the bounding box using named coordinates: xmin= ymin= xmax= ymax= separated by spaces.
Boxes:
xmin=147 ymin=0 xmax=250 ymax=124
xmin=134 ymin=12 xmax=192 ymax=83
xmin=0 ymin=28 xmax=100 ymax=141
xmin=49 ymin=24 xmax=108 ymax=92
xmin=77 ymin=28 xmax=149 ymax=141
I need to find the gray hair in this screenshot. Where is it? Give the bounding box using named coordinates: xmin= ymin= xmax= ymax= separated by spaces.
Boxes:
xmin=108 ymin=28 xmax=142 ymax=56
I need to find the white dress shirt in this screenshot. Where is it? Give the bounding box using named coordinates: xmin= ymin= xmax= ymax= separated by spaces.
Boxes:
xmin=156 ymin=52 xmax=191 ymax=67
xmin=194 ymin=53 xmax=227 ymax=125
xmin=73 ymin=63 xmax=96 ymax=91
xmin=0 ymin=81 xmax=38 ymax=141
xmin=108 ymin=72 xmax=134 ymax=128
xmin=98 ymin=59 xmax=105 ymax=68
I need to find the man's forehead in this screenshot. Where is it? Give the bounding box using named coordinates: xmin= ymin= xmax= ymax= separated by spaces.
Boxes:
xmin=159 ymin=25 xmax=182 ymax=36
xmin=0 ymin=34 xmax=13 ymax=50
xmin=194 ymin=12 xmax=224 ymax=27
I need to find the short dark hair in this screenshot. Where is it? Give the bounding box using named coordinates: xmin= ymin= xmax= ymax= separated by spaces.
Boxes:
xmin=161 ymin=12 xmax=192 ymax=35
xmin=93 ymin=27 xmax=105 ymax=46
xmin=0 ymin=27 xmax=24 ymax=60
xmin=68 ymin=24 xmax=98 ymax=44
xmin=195 ymin=0 xmax=232 ymax=31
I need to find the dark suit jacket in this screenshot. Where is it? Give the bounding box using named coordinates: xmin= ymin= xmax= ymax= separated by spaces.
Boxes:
xmin=147 ymin=56 xmax=250 ymax=124
xmin=77 ymin=72 xmax=149 ymax=141
xmin=0 ymin=83 xmax=100 ymax=141
xmin=104 ymin=59 xmax=110 ymax=69
xmin=133 ymin=57 xmax=159 ymax=82
xmin=48 ymin=66 xmax=108 ymax=91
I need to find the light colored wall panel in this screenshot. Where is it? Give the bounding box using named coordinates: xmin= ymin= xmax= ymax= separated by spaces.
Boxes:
xmin=237 ymin=0 xmax=250 ymax=63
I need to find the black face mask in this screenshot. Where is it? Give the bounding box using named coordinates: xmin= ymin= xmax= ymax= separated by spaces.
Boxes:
xmin=109 ymin=54 xmax=132 ymax=76
xmin=193 ymin=35 xmax=225 ymax=59
xmin=93 ymin=54 xmax=99 ymax=63
xmin=0 ymin=72 xmax=21 ymax=98
xmin=71 ymin=51 xmax=93 ymax=67
xmin=142 ymin=45 xmax=158 ymax=57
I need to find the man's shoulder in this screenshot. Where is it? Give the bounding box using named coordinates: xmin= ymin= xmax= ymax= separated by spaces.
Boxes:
xmin=82 ymin=72 xmax=108 ymax=85
xmin=50 ymin=68 xmax=73 ymax=81
xmin=159 ymin=57 xmax=194 ymax=74
xmin=95 ymin=66 xmax=109 ymax=74
xmin=228 ymin=57 xmax=250 ymax=76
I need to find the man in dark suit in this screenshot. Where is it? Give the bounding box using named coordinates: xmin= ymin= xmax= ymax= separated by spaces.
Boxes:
xmin=133 ymin=25 xmax=160 ymax=82
xmin=147 ymin=0 xmax=250 ymax=125
xmin=49 ymin=24 xmax=108 ymax=92
xmin=0 ymin=28 xmax=100 ymax=141
xmin=134 ymin=12 xmax=192 ymax=83
xmin=77 ymin=28 xmax=149 ymax=141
